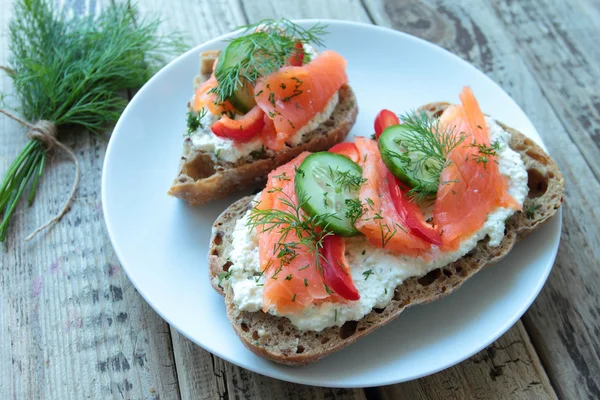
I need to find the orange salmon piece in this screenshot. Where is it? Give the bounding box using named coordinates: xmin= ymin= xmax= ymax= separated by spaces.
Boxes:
xmin=254 ymin=51 xmax=348 ymax=150
xmin=434 ymin=87 xmax=520 ymax=250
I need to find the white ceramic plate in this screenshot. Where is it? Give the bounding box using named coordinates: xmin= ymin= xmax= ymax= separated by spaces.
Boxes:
xmin=102 ymin=20 xmax=561 ymax=387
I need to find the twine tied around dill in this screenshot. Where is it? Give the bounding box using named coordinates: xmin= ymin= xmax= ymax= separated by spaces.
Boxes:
xmin=0 ymin=108 xmax=80 ymax=241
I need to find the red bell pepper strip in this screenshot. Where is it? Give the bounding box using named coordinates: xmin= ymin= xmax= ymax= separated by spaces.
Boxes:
xmin=374 ymin=109 xmax=400 ymax=139
xmin=329 ymin=142 xmax=360 ymax=163
xmin=321 ymin=235 xmax=360 ymax=301
xmin=387 ymin=171 xmax=442 ymax=246
xmin=211 ymin=105 xmax=265 ymax=141
xmin=288 ymin=41 xmax=305 ymax=66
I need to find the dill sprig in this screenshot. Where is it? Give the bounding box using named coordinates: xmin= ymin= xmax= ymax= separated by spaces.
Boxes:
xmin=0 ymin=0 xmax=185 ymax=247
xmin=247 ymin=188 xmax=336 ymax=275
xmin=470 ymin=139 xmax=500 ymax=168
xmin=326 ymin=166 xmax=367 ymax=192
xmin=211 ymin=18 xmax=327 ymax=102
xmin=186 ymin=108 xmax=208 ymax=134
xmin=383 ymin=111 xmax=465 ymax=202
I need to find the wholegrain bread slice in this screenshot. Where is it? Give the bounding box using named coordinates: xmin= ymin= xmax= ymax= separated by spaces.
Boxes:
xmin=168 ymin=51 xmax=359 ymax=205
xmin=207 ymin=102 xmax=564 ymax=366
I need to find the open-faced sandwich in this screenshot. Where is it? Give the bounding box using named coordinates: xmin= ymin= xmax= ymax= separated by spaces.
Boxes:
xmin=208 ymin=87 xmax=564 ymax=365
xmin=169 ymin=19 xmax=358 ymax=204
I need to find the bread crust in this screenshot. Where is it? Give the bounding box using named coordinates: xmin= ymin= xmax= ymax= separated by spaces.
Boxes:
xmin=207 ymin=102 xmax=564 ymax=366
xmin=168 ymin=50 xmax=358 ymax=205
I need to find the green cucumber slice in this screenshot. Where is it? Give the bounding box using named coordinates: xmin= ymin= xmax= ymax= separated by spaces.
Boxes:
xmin=378 ymin=125 xmax=442 ymax=194
xmin=295 ymin=152 xmax=364 ymax=237
xmin=214 ymin=41 xmax=257 ymax=113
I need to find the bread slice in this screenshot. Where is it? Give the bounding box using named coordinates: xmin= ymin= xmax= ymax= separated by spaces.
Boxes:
xmin=207 ymin=102 xmax=564 ymax=366
xmin=168 ymin=51 xmax=359 ymax=205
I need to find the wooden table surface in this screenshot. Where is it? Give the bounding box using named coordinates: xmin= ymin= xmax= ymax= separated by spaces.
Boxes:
xmin=1 ymin=0 xmax=598 ymax=398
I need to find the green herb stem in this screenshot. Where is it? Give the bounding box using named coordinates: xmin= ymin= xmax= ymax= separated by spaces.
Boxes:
xmin=28 ymin=151 xmax=46 ymax=206
xmin=0 ymin=142 xmax=43 ymax=243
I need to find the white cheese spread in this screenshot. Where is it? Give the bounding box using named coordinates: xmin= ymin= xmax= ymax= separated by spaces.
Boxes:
xmin=217 ymin=118 xmax=528 ymax=332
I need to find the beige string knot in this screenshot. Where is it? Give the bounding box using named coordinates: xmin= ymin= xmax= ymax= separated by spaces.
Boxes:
xmin=0 ymin=109 xmax=80 ymax=242
xmin=27 ymin=120 xmax=58 ymax=147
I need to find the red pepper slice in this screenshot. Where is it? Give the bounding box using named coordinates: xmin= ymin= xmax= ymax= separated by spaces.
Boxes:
xmin=211 ymin=105 xmax=265 ymax=141
xmin=288 ymin=41 xmax=305 ymax=66
xmin=374 ymin=109 xmax=400 ymax=139
xmin=329 ymin=142 xmax=360 ymax=163
xmin=387 ymin=171 xmax=442 ymax=246
xmin=321 ymin=235 xmax=360 ymax=301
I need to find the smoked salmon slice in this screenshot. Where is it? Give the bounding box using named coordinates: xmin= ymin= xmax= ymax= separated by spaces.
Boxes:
xmin=255 ymin=153 xmax=346 ymax=314
xmin=354 ymin=137 xmax=432 ymax=256
xmin=254 ymin=51 xmax=348 ymax=150
xmin=434 ymin=87 xmax=520 ymax=250
xmin=193 ymin=75 xmax=236 ymax=116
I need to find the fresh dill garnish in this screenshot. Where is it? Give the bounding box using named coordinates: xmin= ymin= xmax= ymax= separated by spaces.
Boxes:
xmin=380 ymin=222 xmax=397 ymax=248
xmin=255 ymin=269 xmax=265 ymax=282
xmin=247 ymin=189 xmax=336 ymax=275
xmin=336 ymin=259 xmax=349 ymax=275
xmin=285 ymin=274 xmax=293 ymax=281
xmin=344 ymin=198 xmax=365 ymax=225
xmin=271 ymin=265 xmax=283 ymax=280
xmin=304 ymin=278 xmax=308 ymax=287
xmin=218 ymin=270 xmax=233 ymax=286
xmin=186 ymin=108 xmax=208 ymax=133
xmin=470 ymin=139 xmax=500 ymax=168
xmin=299 ymin=264 xmax=310 ymax=271
xmin=291 ymin=293 xmax=297 ymax=302
xmin=214 ymin=149 xmax=221 ymax=159
xmin=249 ymin=145 xmax=266 ymax=159
xmin=525 ymin=201 xmax=541 ymax=219
xmin=383 ymin=110 xmax=465 ymax=202
xmin=327 ymin=166 xmax=367 ymax=192
xmin=0 ymin=0 xmax=185 ymax=246
xmin=272 ymin=172 xmax=290 ymax=181
xmin=210 ymin=18 xmax=327 ymax=102
xmin=334 ymin=309 xmax=338 ymax=321
xmin=362 ymin=269 xmax=373 ymax=280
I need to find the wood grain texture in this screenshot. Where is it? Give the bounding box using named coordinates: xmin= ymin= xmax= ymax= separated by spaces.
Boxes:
xmin=489 ymin=2 xmax=600 ymax=398
xmin=0 ymin=0 xmax=181 ymax=399
xmin=373 ymin=323 xmax=555 ymax=400
xmin=364 ymin=0 xmax=600 ymax=399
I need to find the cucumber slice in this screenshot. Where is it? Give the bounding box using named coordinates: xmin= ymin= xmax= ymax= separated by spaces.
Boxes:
xmin=295 ymin=153 xmax=364 ymax=237
xmin=214 ymin=41 xmax=257 ymax=113
xmin=378 ymin=125 xmax=442 ymax=194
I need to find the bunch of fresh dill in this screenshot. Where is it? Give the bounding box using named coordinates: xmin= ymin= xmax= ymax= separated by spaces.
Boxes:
xmin=0 ymin=0 xmax=185 ymax=247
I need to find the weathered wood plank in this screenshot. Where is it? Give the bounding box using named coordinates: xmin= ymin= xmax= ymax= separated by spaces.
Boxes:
xmin=488 ymin=2 xmax=600 ymax=398
xmin=364 ymin=0 xmax=600 ymax=399
xmin=170 ymin=330 xmax=226 ymax=400
xmin=492 ymin=0 xmax=600 ymax=180
xmin=0 ymin=0 xmax=181 ymax=398
xmin=374 ymin=322 xmax=555 ymax=399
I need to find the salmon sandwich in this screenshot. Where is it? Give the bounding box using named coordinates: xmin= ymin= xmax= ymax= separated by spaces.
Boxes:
xmin=169 ymin=19 xmax=358 ymax=204
xmin=209 ymin=87 xmax=563 ymax=365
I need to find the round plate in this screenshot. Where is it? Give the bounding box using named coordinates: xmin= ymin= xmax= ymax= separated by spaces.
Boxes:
xmin=102 ymin=20 xmax=561 ymax=387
